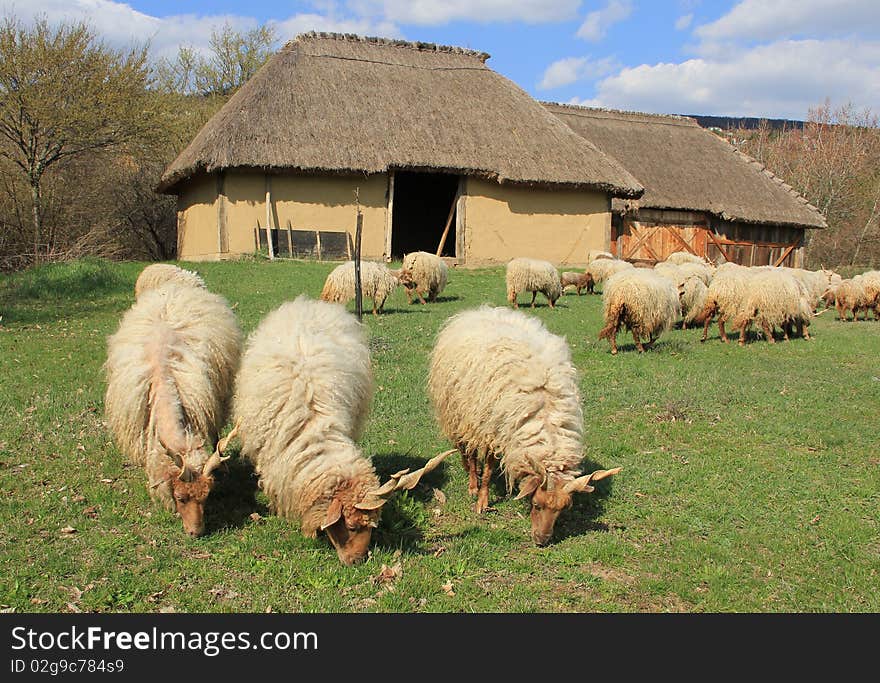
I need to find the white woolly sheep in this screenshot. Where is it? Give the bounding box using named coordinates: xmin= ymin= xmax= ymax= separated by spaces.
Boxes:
xmin=664 ymin=250 xmax=709 ymax=266
xmin=401 ymin=251 xmax=449 ymax=304
xmin=560 ymin=270 xmax=595 ymax=295
xmin=428 ymin=305 xmax=620 ymax=545
xmin=681 ymin=276 xmax=709 ymax=329
xmin=732 ymin=269 xmax=812 ymax=345
xmin=834 ymin=276 xmax=870 ymax=321
xmin=585 ymin=257 xmax=634 ymax=290
xmin=134 ymin=263 xmax=206 ymax=299
xmin=104 ymin=282 xmax=242 ymax=536
xmin=319 ymin=260 xmax=413 ymax=315
xmin=233 ymin=295 xmax=452 ymax=565
xmin=698 ymin=264 xmax=755 ymax=343
xmin=783 ymin=267 xmax=838 ymax=313
xmin=506 ymin=257 xmax=563 ymax=308
xmin=860 ymin=270 xmax=880 ymax=319
xmin=598 ymin=268 xmax=681 ymax=354
xmin=587 ymin=249 xmax=614 ymax=262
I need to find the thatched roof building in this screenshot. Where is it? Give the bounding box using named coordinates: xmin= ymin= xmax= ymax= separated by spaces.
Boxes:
xmin=160 ymin=33 xmax=642 ymax=265
xmin=543 ymin=103 xmax=827 ymax=267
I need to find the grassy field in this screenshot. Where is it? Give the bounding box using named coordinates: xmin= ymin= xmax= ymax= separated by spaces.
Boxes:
xmin=1 ymin=257 xmax=878 ymax=613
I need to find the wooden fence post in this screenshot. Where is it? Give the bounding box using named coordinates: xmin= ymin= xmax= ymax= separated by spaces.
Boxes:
xmin=354 ymin=189 xmax=363 ymax=321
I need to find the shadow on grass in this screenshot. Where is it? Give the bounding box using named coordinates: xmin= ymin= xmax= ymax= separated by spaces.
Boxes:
xmin=552 ymin=456 xmax=621 ymax=544
xmin=0 ymin=258 xmax=133 ymax=325
xmin=371 ymin=451 xmax=452 ymax=554
xmin=205 ymin=455 xmax=265 ymax=535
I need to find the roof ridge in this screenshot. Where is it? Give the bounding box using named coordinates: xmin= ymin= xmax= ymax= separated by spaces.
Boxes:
xmin=289 ymin=31 xmax=491 ymax=63
xmin=541 ymin=101 xmax=698 ymax=127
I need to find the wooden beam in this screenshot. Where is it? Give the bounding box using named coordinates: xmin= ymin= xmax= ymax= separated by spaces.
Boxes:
xmin=621 ymin=224 xmax=659 ymax=261
xmin=664 ymin=226 xmax=699 ymax=256
xmin=286 ymin=220 xmax=293 ymax=258
xmin=774 ymin=243 xmax=797 ymax=267
xmin=315 ymin=230 xmax=322 ymax=260
xmin=384 ymin=172 xmax=394 ymax=262
xmin=436 ymin=186 xmax=459 ymax=257
xmin=216 ymin=171 xmax=228 ymax=254
xmin=706 ymin=230 xmax=734 ymax=263
xmin=264 ymin=175 xmax=274 ymax=259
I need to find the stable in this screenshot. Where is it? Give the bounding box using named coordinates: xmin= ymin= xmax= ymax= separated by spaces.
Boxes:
xmin=543 ymin=103 xmax=827 ymax=267
xmin=157 ymin=33 xmax=642 ymax=265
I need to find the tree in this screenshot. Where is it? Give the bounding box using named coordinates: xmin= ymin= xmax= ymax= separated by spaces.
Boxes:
xmin=0 ymin=15 xmax=164 ymax=263
xmin=155 ymin=22 xmax=277 ymax=97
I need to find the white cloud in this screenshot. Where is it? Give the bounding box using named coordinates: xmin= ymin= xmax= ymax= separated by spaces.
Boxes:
xmin=694 ymin=0 xmax=880 ymax=44
xmin=675 ymin=14 xmax=693 ymax=31
xmin=0 ymin=0 xmax=401 ymax=61
xmin=538 ymin=55 xmax=618 ymax=90
xmin=576 ymin=0 xmax=632 ymax=42
xmin=584 ymin=39 xmax=880 ymax=118
xmin=346 ymin=0 xmax=580 ymax=25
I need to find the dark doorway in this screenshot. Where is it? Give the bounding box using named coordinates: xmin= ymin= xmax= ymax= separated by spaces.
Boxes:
xmin=391 ymin=172 xmax=459 ymax=258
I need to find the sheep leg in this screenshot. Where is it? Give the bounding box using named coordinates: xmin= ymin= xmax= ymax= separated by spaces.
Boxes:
xmin=475 ymin=453 xmax=496 ymax=514
xmin=718 ymin=316 xmax=729 ymax=343
xmin=530 ymin=291 xmax=537 ymax=308
xmin=415 ymin=287 xmax=427 ymax=305
xmin=632 ymin=329 xmax=644 ymax=353
xmin=738 ymin=321 xmax=748 ymax=346
xmin=782 ymin=322 xmax=791 ymax=341
xmin=762 ymin=320 xmax=776 ymax=343
xmin=508 ymin=290 xmax=519 ymax=308
xmin=801 ymin=322 xmax=811 ymax=340
xmin=462 ymin=450 xmax=479 ymax=498
xmin=700 ymin=303 xmax=716 ymax=342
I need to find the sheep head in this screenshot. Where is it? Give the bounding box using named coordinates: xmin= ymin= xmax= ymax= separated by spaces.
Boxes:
xmin=515 ymin=467 xmax=621 ymax=546
xmin=320 ymin=449 xmax=455 ymax=565
xmin=158 ymin=423 xmax=239 ymax=538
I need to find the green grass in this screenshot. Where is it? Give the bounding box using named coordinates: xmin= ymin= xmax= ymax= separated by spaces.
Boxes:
xmin=1 ymin=258 xmax=878 ymax=613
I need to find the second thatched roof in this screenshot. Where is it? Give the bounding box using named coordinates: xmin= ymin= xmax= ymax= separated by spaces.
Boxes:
xmin=543 ymin=103 xmax=826 ymax=229
xmin=158 ymin=33 xmax=642 ymax=197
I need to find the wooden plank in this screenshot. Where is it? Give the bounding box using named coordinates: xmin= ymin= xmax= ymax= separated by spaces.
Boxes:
xmin=216 ymin=172 xmax=228 ymax=254
xmin=664 ymin=226 xmax=699 ymax=256
xmin=265 ymin=175 xmax=274 ymax=259
xmin=315 ymin=230 xmax=322 ymax=260
xmin=354 ymin=207 xmax=363 ymax=321
xmin=436 ymin=185 xmax=459 ymax=257
xmin=384 ymin=172 xmax=394 ymax=262
xmin=254 ymin=224 xmax=260 ymax=251
xmin=774 ymin=243 xmax=797 ymax=267
xmin=286 ymin=220 xmax=293 ymax=258
xmin=707 ymin=230 xmax=734 ymax=263
xmin=621 ymin=224 xmax=659 ymax=261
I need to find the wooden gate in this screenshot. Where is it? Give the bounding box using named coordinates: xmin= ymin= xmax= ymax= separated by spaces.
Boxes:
xmin=615 ymin=219 xmax=708 ymax=265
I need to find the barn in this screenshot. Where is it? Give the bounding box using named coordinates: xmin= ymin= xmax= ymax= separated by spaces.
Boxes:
xmin=157 ymin=33 xmax=642 ymax=265
xmin=543 ymin=103 xmax=827 ymax=267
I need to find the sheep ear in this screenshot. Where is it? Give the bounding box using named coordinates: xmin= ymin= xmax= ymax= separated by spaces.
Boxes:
xmin=320 ymin=498 xmax=343 ymax=531
xmin=515 ymin=476 xmax=542 ymax=500
xmin=563 ymin=467 xmax=622 ymax=494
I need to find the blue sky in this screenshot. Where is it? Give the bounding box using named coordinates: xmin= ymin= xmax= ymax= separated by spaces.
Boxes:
xmin=2 ymin=1 xmax=879 ymax=120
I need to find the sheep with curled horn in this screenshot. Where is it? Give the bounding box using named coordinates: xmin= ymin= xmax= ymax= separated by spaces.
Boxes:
xmin=428 ymin=305 xmax=621 ymax=546
xmin=103 ymin=282 xmax=242 ymax=536
xmin=234 ymin=295 xmax=453 ymax=565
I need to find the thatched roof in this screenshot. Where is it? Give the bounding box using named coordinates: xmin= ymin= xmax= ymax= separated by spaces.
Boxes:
xmin=158 ymin=33 xmax=642 ymax=197
xmin=543 ymin=103 xmax=826 ymax=229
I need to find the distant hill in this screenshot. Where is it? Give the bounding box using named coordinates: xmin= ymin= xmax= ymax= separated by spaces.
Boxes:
xmin=681 ymin=114 xmax=804 ymax=131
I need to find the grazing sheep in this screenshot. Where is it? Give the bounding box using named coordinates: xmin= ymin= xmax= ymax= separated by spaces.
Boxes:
xmin=860 ymin=270 xmax=880 ymax=319
xmin=733 ymin=269 xmax=812 ymax=345
xmin=834 ymin=276 xmax=870 ymax=321
xmin=598 ymin=268 xmax=681 ymax=354
xmin=506 ymin=257 xmax=563 ymax=308
xmin=784 ymin=267 xmax=839 ymax=313
xmin=134 ymin=263 xmax=206 ymax=299
xmin=104 ymin=283 xmax=242 ymax=536
xmin=664 ymin=250 xmax=709 ymax=266
xmin=428 ymin=305 xmax=621 ymax=545
xmin=681 ymin=276 xmax=709 ymax=330
xmin=560 ymin=270 xmax=595 ymax=295
xmin=319 ymin=260 xmax=413 ymax=316
xmin=698 ymin=264 xmax=754 ymax=343
xmin=401 ymin=251 xmax=449 ymax=304
xmin=234 ymin=296 xmax=452 ymax=565
xmin=586 ymin=257 xmax=634 ymax=290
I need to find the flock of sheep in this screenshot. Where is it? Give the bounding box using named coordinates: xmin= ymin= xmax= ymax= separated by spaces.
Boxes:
xmin=103 ymin=254 xmax=618 ymax=564
xmin=101 ymin=248 xmax=877 ymax=565
xmin=506 ymin=251 xmax=880 ymax=354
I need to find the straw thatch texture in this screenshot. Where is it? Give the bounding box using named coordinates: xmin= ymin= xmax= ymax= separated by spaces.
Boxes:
xmin=159 ymin=33 xmax=643 ymax=196
xmin=543 ymin=103 xmax=826 ymax=230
